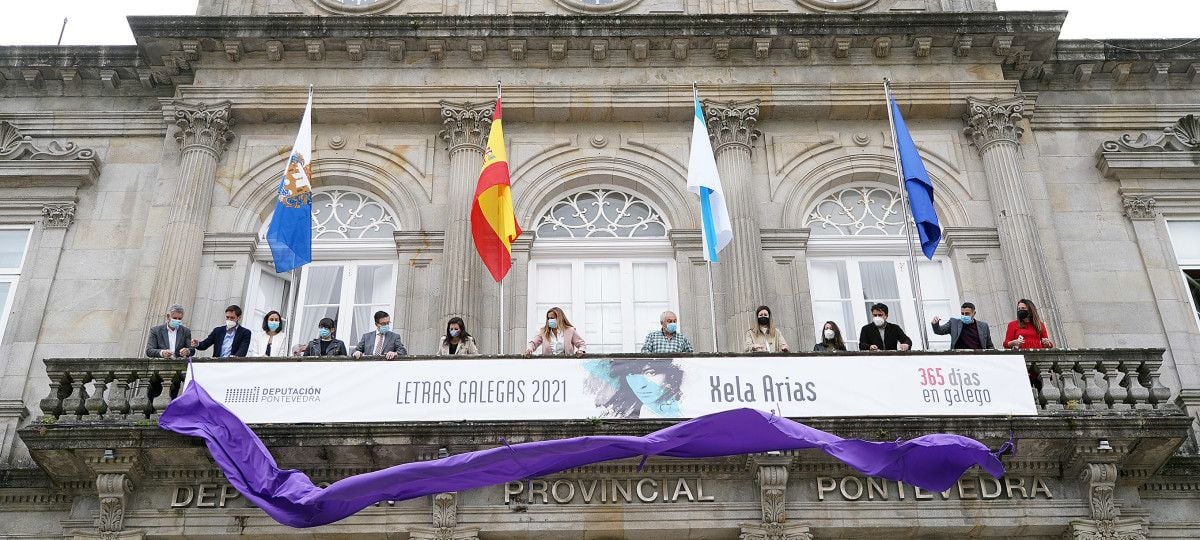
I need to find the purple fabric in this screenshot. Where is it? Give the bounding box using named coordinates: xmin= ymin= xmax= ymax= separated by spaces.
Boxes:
xmin=160 ymin=379 xmax=1005 ymax=528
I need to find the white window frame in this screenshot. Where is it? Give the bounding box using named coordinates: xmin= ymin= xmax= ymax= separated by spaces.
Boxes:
xmin=1166 ymin=219 xmax=1200 ymax=332
xmin=528 ymin=238 xmax=678 ymax=353
xmin=0 ymin=226 xmax=31 ymax=348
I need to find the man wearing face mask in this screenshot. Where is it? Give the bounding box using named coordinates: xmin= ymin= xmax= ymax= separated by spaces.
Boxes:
xmin=931 ymin=302 xmax=994 ymax=350
xmin=146 ymin=304 xmax=196 ymax=358
xmin=641 ymin=310 xmax=694 ymax=354
xmin=352 ymin=310 xmax=408 ymax=359
xmin=192 ymin=305 xmax=252 ymax=358
xmin=857 ymin=303 xmax=913 ymax=352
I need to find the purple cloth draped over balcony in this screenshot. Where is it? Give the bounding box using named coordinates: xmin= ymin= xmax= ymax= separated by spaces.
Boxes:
xmin=159 ymin=379 xmax=1006 ymax=528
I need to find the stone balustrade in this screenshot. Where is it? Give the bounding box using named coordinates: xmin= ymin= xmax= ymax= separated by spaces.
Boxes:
xmin=34 ymin=349 xmax=1174 ymax=424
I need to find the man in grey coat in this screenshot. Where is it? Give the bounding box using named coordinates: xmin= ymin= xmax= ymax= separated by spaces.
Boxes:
xmin=931 ymin=302 xmax=994 ymax=350
xmin=146 ymin=304 xmax=196 ymax=358
xmin=352 ymin=310 xmax=407 ymax=359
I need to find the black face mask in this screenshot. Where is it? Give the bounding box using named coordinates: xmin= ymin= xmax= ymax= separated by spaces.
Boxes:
xmin=757 ymin=316 xmax=770 ymax=326
xmin=1017 ymin=309 xmax=1030 ymax=321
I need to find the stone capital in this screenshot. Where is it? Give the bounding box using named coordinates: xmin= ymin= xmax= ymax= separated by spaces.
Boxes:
xmin=408 ymin=492 xmax=480 ymax=540
xmin=439 ymin=101 xmax=494 ymax=154
xmin=703 ymin=99 xmax=761 ymax=153
xmin=41 ymin=203 xmax=77 ymax=228
xmin=962 ymin=96 xmax=1026 ymax=152
xmin=1122 ymin=196 xmax=1157 ymax=221
xmin=172 ymin=101 xmax=234 ymax=157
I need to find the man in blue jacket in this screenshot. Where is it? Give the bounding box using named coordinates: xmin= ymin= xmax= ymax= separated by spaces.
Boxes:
xmin=193 ymin=305 xmax=252 ymax=358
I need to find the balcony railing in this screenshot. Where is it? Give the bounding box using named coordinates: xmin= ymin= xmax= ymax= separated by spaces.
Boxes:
xmin=32 ymin=349 xmax=1175 ymax=424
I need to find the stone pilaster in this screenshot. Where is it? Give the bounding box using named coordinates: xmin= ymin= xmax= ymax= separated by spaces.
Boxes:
xmin=740 ymin=454 xmax=813 ymax=540
xmin=1069 ymin=462 xmax=1147 ymax=540
xmin=962 ymin=97 xmax=1065 ymax=345
xmin=703 ymin=100 xmax=765 ymax=350
xmin=72 ymin=451 xmax=144 ymax=540
xmin=146 ymin=101 xmax=234 ymax=326
xmin=408 ymin=492 xmax=480 ymax=540
xmin=438 ymin=101 xmax=494 ymax=350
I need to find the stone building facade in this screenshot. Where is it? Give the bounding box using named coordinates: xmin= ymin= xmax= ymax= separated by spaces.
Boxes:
xmin=1 ymin=0 xmax=1200 ymax=538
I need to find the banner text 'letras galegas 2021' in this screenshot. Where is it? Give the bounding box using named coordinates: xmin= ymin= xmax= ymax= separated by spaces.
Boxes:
xmin=188 ymin=355 xmax=1036 ymax=423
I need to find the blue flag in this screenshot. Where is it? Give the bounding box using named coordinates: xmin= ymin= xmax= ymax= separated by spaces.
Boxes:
xmin=889 ymin=95 xmax=941 ymax=259
xmin=265 ymin=91 xmax=314 ymax=273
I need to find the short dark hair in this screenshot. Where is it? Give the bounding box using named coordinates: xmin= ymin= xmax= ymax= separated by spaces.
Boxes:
xmin=870 ymin=303 xmax=889 ymax=315
xmin=225 ymin=305 xmax=243 ymax=318
xmin=318 ymin=317 xmax=335 ymax=329
xmin=961 ymin=302 xmax=976 ymax=311
xmin=373 ymin=310 xmax=390 ymax=324
xmin=261 ymin=310 xmax=284 ymax=332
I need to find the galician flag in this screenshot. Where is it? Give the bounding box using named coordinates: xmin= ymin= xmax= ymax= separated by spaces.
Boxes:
xmin=265 ymin=88 xmax=314 ymax=273
xmin=887 ymin=90 xmax=942 ymax=259
xmin=686 ymin=90 xmax=733 ymax=262
xmin=470 ymin=96 xmax=522 ymax=282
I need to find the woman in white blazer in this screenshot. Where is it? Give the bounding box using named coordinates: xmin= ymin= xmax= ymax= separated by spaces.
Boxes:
xmin=248 ymin=310 xmax=290 ymax=357
xmin=523 ymin=306 xmax=586 ymax=357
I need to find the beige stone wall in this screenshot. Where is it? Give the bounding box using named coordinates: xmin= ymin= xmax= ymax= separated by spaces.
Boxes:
xmin=196 ymin=0 xmax=992 ymax=16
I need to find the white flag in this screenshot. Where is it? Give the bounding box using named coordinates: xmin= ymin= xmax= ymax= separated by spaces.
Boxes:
xmin=686 ymin=96 xmax=733 ymax=262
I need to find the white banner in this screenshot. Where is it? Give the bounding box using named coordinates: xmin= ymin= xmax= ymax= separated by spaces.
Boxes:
xmin=187 ymin=355 xmax=1037 ymax=423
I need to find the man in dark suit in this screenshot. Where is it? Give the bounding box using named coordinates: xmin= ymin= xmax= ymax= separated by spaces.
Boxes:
xmin=858 ymin=302 xmax=913 ymax=351
xmin=192 ymin=304 xmax=252 ymax=358
xmin=146 ymin=304 xmax=196 ymax=358
xmin=931 ymin=301 xmax=995 ymax=350
xmin=352 ymin=310 xmax=407 ymax=359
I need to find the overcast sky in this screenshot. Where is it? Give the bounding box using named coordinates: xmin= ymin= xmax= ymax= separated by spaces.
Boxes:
xmin=0 ymin=0 xmax=1194 ymax=45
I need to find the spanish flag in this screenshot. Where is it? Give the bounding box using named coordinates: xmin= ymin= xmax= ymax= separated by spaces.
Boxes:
xmin=470 ymin=97 xmax=522 ymax=282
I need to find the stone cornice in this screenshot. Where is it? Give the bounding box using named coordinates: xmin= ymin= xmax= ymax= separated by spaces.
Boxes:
xmin=0 ymin=112 xmax=167 ymax=137
xmin=0 ymin=45 xmax=175 ymax=93
xmin=1029 ymin=105 xmax=1200 ymax=131
xmin=1024 ymin=39 xmax=1200 ymax=89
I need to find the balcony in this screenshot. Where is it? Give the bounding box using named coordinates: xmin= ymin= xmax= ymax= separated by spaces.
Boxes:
xmin=10 ymin=349 xmax=1196 ymax=539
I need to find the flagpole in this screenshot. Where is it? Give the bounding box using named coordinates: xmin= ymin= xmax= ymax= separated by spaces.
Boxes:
xmin=883 ymin=79 xmax=930 ymax=350
xmin=693 ymin=82 xmax=721 ymax=352
xmin=286 ymin=268 xmax=301 ymax=352
xmin=496 ymin=80 xmax=505 ymax=354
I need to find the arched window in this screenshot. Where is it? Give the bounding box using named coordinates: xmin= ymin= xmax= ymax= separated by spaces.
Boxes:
xmin=803 ymin=185 xmax=958 ymax=350
xmin=528 ymin=188 xmax=677 ymax=353
xmin=248 ymin=188 xmax=399 ymax=351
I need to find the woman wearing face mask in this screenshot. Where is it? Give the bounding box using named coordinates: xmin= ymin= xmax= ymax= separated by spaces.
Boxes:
xmin=295 ymin=317 xmax=348 ymax=356
xmin=744 ymin=305 xmax=790 ymax=353
xmin=249 ymin=310 xmax=289 ymax=357
xmin=437 ymin=316 xmax=480 ymax=356
xmin=524 ymin=307 xmax=586 ymax=357
xmin=1004 ymin=298 xmax=1053 ymax=350
xmin=813 ymin=321 xmax=847 ymax=352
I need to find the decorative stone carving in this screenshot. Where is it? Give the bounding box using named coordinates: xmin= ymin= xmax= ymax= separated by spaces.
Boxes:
xmin=534 ymin=188 xmax=667 ymax=239
xmin=962 ymin=97 xmax=1026 ymax=151
xmin=438 ymin=102 xmax=494 ymax=154
xmin=1069 ymin=463 xmax=1147 ymax=540
xmin=96 ymin=472 xmax=133 ymax=535
xmin=0 ymin=121 xmax=97 ymax=161
xmin=1122 ymin=196 xmax=1157 ymax=220
xmin=740 ymin=455 xmax=813 ymax=540
xmin=1102 ymin=115 xmax=1200 ymax=153
xmin=795 ymin=0 xmax=878 ymax=11
xmin=41 ymin=204 xmax=76 ymax=228
xmin=702 ymin=100 xmax=761 ymax=153
xmin=172 ymin=101 xmax=234 ymax=157
xmin=408 ymin=492 xmax=480 ymax=540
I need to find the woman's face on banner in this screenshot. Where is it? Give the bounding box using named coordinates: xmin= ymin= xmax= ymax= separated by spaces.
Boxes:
xmin=625 ymin=366 xmax=668 ymax=404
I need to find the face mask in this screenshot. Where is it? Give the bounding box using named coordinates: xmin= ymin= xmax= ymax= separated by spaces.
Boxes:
xmin=449 ymin=329 xmax=460 ymax=337
xmin=873 ymin=316 xmax=886 ymax=327
xmin=547 ymin=319 xmax=558 ymax=330
xmin=225 ymin=320 xmax=237 ymax=330
xmin=168 ymin=319 xmax=183 ymax=329
xmin=823 ymin=329 xmax=835 ymax=340
xmin=267 ymin=321 xmax=280 ymax=331
xmin=378 ymin=324 xmax=391 ymax=334
xmin=665 ymin=322 xmax=679 ymax=334
xmin=960 ymin=315 xmax=974 ymax=325
xmin=757 ymin=316 xmax=770 ymax=326
xmin=318 ymin=328 xmax=331 ymax=339
xmin=1017 ymin=309 xmax=1030 ymax=321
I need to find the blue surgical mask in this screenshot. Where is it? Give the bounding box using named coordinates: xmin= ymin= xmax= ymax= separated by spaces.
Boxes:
xmin=665 ymin=322 xmax=679 ymax=334
xmin=449 ymin=329 xmax=460 ymax=337
xmin=267 ymin=321 xmax=280 ymax=331
xmin=547 ymin=319 xmax=557 ymax=330
xmin=960 ymin=315 xmax=974 ymax=325
xmin=318 ymin=327 xmax=331 ymax=339
xmin=378 ymin=324 xmax=391 ymax=334
xmin=168 ymin=319 xmax=183 ymax=329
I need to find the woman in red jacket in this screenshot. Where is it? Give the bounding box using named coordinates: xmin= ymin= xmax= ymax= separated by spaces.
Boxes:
xmin=1004 ymin=298 xmax=1054 ymax=349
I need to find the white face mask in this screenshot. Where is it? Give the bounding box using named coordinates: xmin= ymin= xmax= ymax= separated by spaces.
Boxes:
xmin=823 ymin=329 xmax=835 ymax=340
xmin=225 ymin=320 xmax=237 ymax=330
xmin=873 ymin=316 xmax=886 ymax=327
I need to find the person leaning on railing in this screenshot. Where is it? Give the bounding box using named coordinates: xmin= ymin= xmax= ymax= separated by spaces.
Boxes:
xmin=524 ymin=306 xmax=586 ymax=357
xmin=640 ymin=310 xmax=694 ymax=354
xmin=744 ymin=305 xmax=790 ymax=353
xmin=858 ymin=302 xmax=912 ymax=351
xmin=1004 ymin=298 xmax=1054 ymax=350
xmin=146 ymin=304 xmax=195 ymax=359
xmin=352 ymin=310 xmax=407 ymax=359
xmin=437 ymin=316 xmax=480 ymax=356
xmin=813 ymin=320 xmax=847 ymax=351
xmin=294 ymin=317 xmax=348 ymax=356
xmin=248 ymin=310 xmax=289 ymax=357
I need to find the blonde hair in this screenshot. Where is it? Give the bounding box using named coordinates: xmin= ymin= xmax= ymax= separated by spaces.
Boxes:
xmin=539 ymin=306 xmax=574 ymax=338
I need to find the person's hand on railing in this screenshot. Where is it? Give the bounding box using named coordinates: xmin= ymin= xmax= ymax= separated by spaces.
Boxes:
xmin=898 ymin=343 xmax=911 ymax=352
xmin=160 ymin=350 xmax=172 ymax=358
